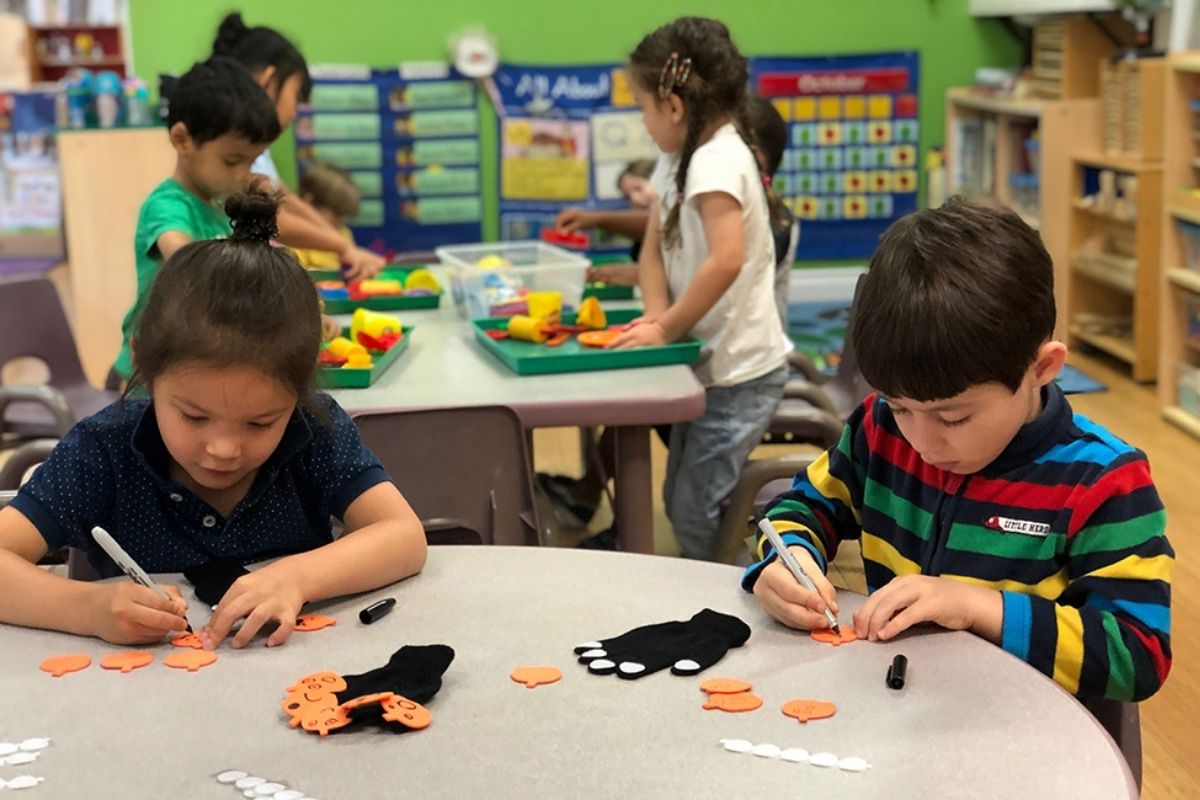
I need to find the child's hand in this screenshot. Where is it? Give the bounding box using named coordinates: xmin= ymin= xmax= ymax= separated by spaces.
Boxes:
xmin=555 ymin=207 xmax=593 ymax=232
xmin=585 ymin=264 xmax=639 ymax=286
xmin=89 ymin=583 xmax=189 ymax=645
xmin=752 ymin=545 xmax=840 ymax=630
xmin=320 ymin=313 xmax=341 ymax=342
xmin=853 ymin=575 xmax=1001 ymax=642
xmin=608 ymin=319 xmax=668 ymax=349
xmin=341 ymin=246 xmax=386 ymax=280
xmin=201 ymin=563 xmax=305 ymax=650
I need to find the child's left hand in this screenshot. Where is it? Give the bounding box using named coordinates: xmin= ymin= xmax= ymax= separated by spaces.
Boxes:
xmin=320 ymin=313 xmax=341 ymax=342
xmin=853 ymin=575 xmax=1002 ymax=643
xmin=608 ymin=319 xmax=668 ymax=349
xmin=201 ymin=562 xmax=306 ymax=650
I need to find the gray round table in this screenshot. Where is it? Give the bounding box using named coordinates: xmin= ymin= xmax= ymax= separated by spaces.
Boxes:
xmin=0 ymin=547 xmax=1135 ymax=798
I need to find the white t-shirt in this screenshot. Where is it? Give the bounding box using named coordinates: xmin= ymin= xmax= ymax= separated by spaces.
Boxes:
xmin=252 ymin=150 xmax=281 ymax=184
xmin=650 ymin=123 xmax=792 ymax=387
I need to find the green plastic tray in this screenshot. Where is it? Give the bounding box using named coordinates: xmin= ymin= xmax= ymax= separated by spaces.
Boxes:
xmin=582 ymin=282 xmax=635 ymax=301
xmin=318 ymin=326 xmax=413 ymax=389
xmin=313 ymin=266 xmax=441 ymax=313
xmin=472 ymin=309 xmax=700 ymax=376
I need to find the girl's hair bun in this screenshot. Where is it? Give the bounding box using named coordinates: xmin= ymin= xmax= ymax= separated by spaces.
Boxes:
xmin=225 ymin=177 xmax=280 ymax=244
xmin=212 ymin=12 xmax=249 ymax=56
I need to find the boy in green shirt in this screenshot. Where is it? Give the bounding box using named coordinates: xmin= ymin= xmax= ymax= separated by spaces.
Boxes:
xmin=113 ymin=57 xmax=280 ymax=380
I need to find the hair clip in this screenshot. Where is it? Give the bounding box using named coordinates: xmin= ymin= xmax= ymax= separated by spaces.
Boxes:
xmin=657 ymin=52 xmax=693 ymax=99
xmin=761 ymin=174 xmax=773 ymax=188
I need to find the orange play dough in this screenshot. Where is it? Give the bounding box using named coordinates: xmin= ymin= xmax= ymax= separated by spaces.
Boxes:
xmin=100 ymin=651 xmax=153 ymax=673
xmin=169 ymin=632 xmax=204 ymax=649
xmin=703 ymin=692 xmax=763 ymax=713
xmin=163 ymin=650 xmax=218 ymax=672
xmin=781 ymin=698 xmax=838 ymax=723
xmin=294 ymin=614 xmax=338 ymax=632
xmin=577 ymin=329 xmax=620 ymax=348
xmin=811 ymin=627 xmax=858 ymax=646
xmin=39 ymin=653 xmax=91 ymax=677
xmin=700 ymin=677 xmax=753 ymax=695
xmin=510 ymin=665 xmax=562 ymax=688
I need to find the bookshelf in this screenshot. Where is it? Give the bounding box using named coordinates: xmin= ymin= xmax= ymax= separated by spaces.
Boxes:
xmin=945 ymin=88 xmax=1101 ymax=341
xmin=1159 ymin=53 xmax=1200 ymax=439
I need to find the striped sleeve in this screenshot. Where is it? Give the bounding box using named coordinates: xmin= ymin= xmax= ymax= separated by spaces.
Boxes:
xmin=741 ymin=399 xmax=870 ymax=590
xmin=1000 ymin=453 xmax=1172 ymax=701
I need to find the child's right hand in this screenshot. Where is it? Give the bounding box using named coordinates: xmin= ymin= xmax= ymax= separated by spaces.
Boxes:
xmin=752 ymin=546 xmax=840 ymax=631
xmin=89 ymin=583 xmax=189 ymax=645
xmin=341 ymin=245 xmax=386 ymax=280
xmin=555 ymin=207 xmax=593 ymax=232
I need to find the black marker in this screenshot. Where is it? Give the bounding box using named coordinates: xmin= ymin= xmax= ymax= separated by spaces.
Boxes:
xmin=359 ymin=597 xmax=396 ymax=624
xmin=887 ymin=654 xmax=908 ymax=690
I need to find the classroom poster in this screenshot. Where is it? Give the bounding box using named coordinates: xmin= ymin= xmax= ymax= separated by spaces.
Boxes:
xmin=750 ymin=52 xmax=920 ymax=260
xmin=0 ymin=90 xmax=63 ymax=258
xmin=294 ymin=64 xmax=483 ymax=253
xmin=492 ymin=63 xmax=657 ymax=255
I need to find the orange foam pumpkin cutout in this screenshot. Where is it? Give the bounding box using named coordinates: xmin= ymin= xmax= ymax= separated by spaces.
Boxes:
xmin=100 ymin=651 xmax=153 ymax=673
xmin=577 ymin=330 xmax=621 ymax=348
xmin=163 ymin=650 xmax=217 ymax=672
xmin=811 ymin=627 xmax=858 ymax=646
xmin=703 ymin=692 xmax=763 ymax=713
xmin=510 ymin=665 xmax=562 ymax=688
xmin=169 ymin=632 xmax=204 ymax=650
xmin=700 ymin=677 xmax=753 ymax=695
xmin=39 ymin=653 xmax=91 ymax=677
xmin=285 ymin=670 xmax=348 ymax=695
xmin=781 ymin=698 xmax=838 ymax=723
xmin=300 ymin=703 xmax=352 ymax=737
xmin=380 ymin=694 xmax=432 ymax=730
xmin=294 ymin=614 xmax=337 ymax=632
xmin=282 ymin=671 xmax=348 ymax=727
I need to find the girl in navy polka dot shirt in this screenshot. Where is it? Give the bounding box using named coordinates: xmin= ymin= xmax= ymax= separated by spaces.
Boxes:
xmin=0 ymin=181 xmax=427 ymax=649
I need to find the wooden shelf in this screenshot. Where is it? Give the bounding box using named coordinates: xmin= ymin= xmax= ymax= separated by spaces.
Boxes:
xmin=1163 ymin=406 xmax=1200 ymax=438
xmin=1073 ymin=153 xmax=1163 ymax=173
xmin=1071 ymin=324 xmax=1137 ymax=364
xmin=945 ymin=88 xmax=1045 ymax=118
xmin=1167 ymin=268 xmax=1200 ymax=295
xmin=37 ymin=56 xmax=124 ymax=68
xmin=1074 ymin=204 xmax=1136 ymax=226
xmin=1172 ymin=59 xmax=1200 ymax=74
xmin=1169 ymin=198 xmax=1200 ymax=225
xmin=1073 ymin=254 xmax=1136 ymax=293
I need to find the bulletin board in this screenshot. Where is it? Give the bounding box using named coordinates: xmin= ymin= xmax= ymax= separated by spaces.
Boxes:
xmin=294 ymin=64 xmax=483 ymax=253
xmin=491 ymin=63 xmax=657 ymax=256
xmin=0 ymin=90 xmax=63 ymax=259
xmin=751 ymin=52 xmax=920 ymax=260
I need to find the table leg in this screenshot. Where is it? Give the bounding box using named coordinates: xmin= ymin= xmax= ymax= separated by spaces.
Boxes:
xmin=612 ymin=425 xmax=653 ymax=554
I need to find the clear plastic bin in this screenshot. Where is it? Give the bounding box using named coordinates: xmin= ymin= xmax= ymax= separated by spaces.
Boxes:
xmin=435 ymin=241 xmax=591 ymax=319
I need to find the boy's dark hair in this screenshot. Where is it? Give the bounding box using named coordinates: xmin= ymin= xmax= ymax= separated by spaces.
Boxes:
xmin=167 ymin=57 xmax=280 ymax=146
xmin=299 ymin=163 xmax=361 ymax=220
xmin=131 ymin=178 xmax=321 ymax=402
xmin=852 ymin=197 xmax=1056 ymax=401
xmin=628 ymin=17 xmax=784 ymax=247
xmin=213 ymin=12 xmax=312 ymax=103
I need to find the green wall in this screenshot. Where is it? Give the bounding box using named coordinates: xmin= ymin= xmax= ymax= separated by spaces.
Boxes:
xmin=128 ymin=0 xmax=1020 ymax=245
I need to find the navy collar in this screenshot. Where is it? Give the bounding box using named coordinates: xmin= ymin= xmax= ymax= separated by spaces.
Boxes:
xmin=981 ymin=383 xmax=1071 ymax=475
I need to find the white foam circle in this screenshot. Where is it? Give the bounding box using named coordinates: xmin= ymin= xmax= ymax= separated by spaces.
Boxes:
xmin=780 ymin=747 xmax=810 ymax=763
xmin=578 ymin=649 xmax=606 ymax=659
xmin=217 ymin=770 xmax=248 ymax=784
xmin=0 ymin=743 xmax=17 ymax=756
xmin=808 ymin=752 xmax=839 ymax=768
xmin=721 ymin=738 xmax=754 ymax=753
xmin=576 ymin=641 xmax=602 ymax=650
xmin=256 ymin=784 xmax=287 ymax=795
xmin=6 ymin=775 xmax=44 ymax=790
xmin=587 ymin=658 xmax=615 ymax=672
xmin=618 ymin=662 xmax=646 ymax=675
xmin=17 ymin=739 xmax=48 ymax=752
xmin=236 ymin=776 xmax=267 ymax=789
xmin=244 ymin=791 xmax=259 ymax=799
xmin=838 ymin=756 xmax=871 ymax=772
xmin=750 ymin=743 xmax=781 ymax=759
xmin=673 ymin=659 xmax=701 ymax=673
xmin=5 ymin=753 xmax=37 ymax=766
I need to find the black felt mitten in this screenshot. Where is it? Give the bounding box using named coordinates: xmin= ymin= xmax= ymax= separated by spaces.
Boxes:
xmin=339 ymin=644 xmax=455 ymax=708
xmin=574 ymin=609 xmax=750 ymax=679
xmin=183 ymin=558 xmax=249 ymax=606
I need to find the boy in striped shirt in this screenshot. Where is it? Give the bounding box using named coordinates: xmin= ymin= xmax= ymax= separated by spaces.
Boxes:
xmin=744 ymin=199 xmax=1172 ymax=701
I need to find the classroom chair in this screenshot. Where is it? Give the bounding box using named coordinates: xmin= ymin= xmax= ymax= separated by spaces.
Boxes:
xmin=1084 ymin=696 xmax=1142 ymax=790
xmin=353 ymin=405 xmax=542 ymax=547
xmin=0 ymin=276 xmax=118 ymax=448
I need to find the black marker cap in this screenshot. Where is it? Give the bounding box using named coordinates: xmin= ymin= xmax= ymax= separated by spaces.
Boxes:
xmin=359 ymin=597 xmax=396 ymax=624
xmin=887 ymin=654 xmax=908 ymax=690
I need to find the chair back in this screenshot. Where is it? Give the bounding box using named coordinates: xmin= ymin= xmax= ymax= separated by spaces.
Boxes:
xmin=0 ymin=277 xmax=89 ymax=388
xmin=353 ymin=405 xmax=541 ymax=547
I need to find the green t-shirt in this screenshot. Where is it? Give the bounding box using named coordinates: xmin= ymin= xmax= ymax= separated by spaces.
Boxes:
xmin=113 ymin=179 xmax=231 ymax=379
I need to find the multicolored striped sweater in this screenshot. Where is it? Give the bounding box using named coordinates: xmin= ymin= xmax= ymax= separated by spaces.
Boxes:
xmin=742 ymin=385 xmax=1172 ymax=701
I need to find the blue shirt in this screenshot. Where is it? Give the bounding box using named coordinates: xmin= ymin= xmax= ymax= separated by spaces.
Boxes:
xmin=11 ymin=393 xmax=389 ymax=578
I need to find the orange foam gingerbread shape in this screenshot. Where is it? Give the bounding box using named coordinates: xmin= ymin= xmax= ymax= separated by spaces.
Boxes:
xmin=700 ymin=677 xmax=753 ymax=695
xmin=577 ymin=330 xmax=621 ymax=348
xmin=163 ymin=650 xmax=218 ymax=672
xmin=100 ymin=651 xmax=154 ymax=673
xmin=703 ymin=692 xmax=764 ymax=713
xmin=781 ymin=698 xmax=838 ymax=723
xmin=294 ymin=614 xmax=337 ymax=632
xmin=510 ymin=665 xmax=563 ymax=688
xmin=811 ymin=627 xmax=859 ymax=646
xmin=39 ymin=653 xmax=91 ymax=677
xmin=169 ymin=632 xmax=204 ymax=649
